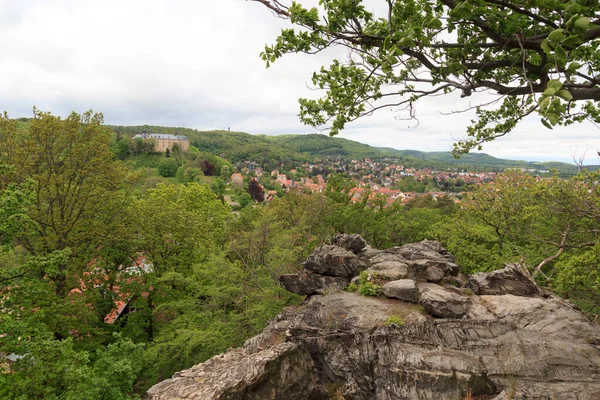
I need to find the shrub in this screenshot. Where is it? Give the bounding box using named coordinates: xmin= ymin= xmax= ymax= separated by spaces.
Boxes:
xmin=353 ymin=271 xmax=383 ymax=297
xmin=345 ymin=282 xmax=358 ymax=292
xmin=385 ymin=315 xmax=404 ymax=326
xmin=157 ymin=158 xmax=178 ymax=177
xmin=358 ymin=281 xmax=381 ymax=297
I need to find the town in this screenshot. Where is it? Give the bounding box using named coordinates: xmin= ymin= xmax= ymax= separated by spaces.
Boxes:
xmin=230 ymin=157 xmax=499 ymax=206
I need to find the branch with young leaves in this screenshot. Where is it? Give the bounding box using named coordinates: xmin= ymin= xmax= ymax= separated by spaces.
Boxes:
xmin=252 ymin=0 xmax=600 ymax=154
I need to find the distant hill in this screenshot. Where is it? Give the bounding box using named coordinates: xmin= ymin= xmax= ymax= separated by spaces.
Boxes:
xmin=378 ymin=148 xmax=599 ymax=174
xmin=99 ymin=124 xmax=600 ymax=173
xmin=268 ymin=133 xmax=381 ymax=158
xmin=109 ymin=125 xmax=309 ymax=164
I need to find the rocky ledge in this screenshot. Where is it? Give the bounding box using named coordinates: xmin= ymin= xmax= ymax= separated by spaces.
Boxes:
xmin=147 ymin=235 xmax=600 ymax=400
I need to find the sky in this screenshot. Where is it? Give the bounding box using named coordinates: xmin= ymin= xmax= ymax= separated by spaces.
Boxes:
xmin=1 ymin=0 xmax=599 ymax=164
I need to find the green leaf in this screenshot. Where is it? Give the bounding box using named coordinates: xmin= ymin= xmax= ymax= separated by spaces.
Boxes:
xmin=547 ymin=79 xmax=563 ymax=91
xmin=574 ymin=17 xmax=591 ymax=30
xmin=565 ymin=3 xmax=582 ymax=14
xmin=562 ymin=35 xmax=583 ymax=47
xmin=567 ymin=62 xmax=583 ymax=73
xmin=543 ymin=88 xmax=557 ymax=97
xmin=547 ymin=112 xmax=560 ymax=125
xmin=540 ymin=40 xmax=552 ymax=54
xmin=554 ymin=44 xmax=567 ymax=63
xmin=548 ymin=29 xmax=566 ymax=42
xmin=429 ymin=17 xmax=443 ymax=29
xmin=541 ymin=118 xmax=552 ymax=129
xmin=557 ymin=89 xmax=573 ymax=101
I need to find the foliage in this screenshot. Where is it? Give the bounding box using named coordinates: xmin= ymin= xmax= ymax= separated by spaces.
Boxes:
xmin=385 ymin=315 xmax=405 ymax=326
xmin=430 ymin=171 xmax=600 ymax=318
xmin=358 ymin=281 xmax=381 ymax=297
xmin=238 ymin=192 xmax=252 ymax=208
xmin=253 ymin=0 xmax=600 ymax=154
xmin=157 ymin=158 xmax=179 ymax=177
xmin=0 ymin=333 xmax=144 ymax=400
xmin=210 ymin=177 xmax=227 ymax=197
xmin=0 ymin=110 xmax=136 ymax=296
xmin=131 ymin=183 xmax=232 ymax=273
xmin=326 ymin=176 xmax=456 ymax=248
xmin=248 ymin=179 xmax=265 ymax=202
xmin=552 ymin=246 xmax=600 ymax=317
xmin=354 ymin=271 xmax=382 ymax=297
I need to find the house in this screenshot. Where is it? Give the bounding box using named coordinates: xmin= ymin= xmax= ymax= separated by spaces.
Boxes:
xmin=70 ymin=254 xmax=154 ymax=325
xmin=132 ymin=133 xmax=190 ymax=153
xmin=231 ymin=173 xmax=244 ymax=189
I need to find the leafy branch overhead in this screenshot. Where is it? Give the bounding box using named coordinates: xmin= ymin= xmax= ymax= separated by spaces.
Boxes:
xmin=251 ymin=0 xmax=600 ymax=154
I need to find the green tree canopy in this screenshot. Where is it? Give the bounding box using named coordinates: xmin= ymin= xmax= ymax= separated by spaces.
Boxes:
xmin=0 ymin=110 xmax=136 ymax=295
xmin=131 ymin=183 xmax=232 ymax=273
xmin=157 ymin=158 xmax=179 ymax=177
xmin=252 ymin=0 xmax=600 ymax=153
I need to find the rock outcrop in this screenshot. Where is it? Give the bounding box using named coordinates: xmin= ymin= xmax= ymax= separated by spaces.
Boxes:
xmin=467 ymin=262 xmax=543 ymax=297
xmin=147 ymin=236 xmax=600 ymax=400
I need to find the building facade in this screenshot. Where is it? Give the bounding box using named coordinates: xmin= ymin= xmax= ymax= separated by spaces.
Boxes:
xmin=132 ymin=133 xmax=190 ymax=153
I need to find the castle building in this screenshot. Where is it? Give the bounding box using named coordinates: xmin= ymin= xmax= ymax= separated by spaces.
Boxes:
xmin=132 ymin=133 xmax=190 ymax=153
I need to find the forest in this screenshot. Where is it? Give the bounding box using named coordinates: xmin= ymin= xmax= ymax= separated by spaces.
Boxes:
xmin=0 ymin=110 xmax=599 ymax=399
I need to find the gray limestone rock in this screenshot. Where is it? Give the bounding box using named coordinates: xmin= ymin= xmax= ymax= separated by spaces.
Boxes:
xmin=146 ymin=342 xmax=327 ymax=400
xmin=425 ymin=265 xmax=445 ymax=283
xmin=333 ymin=233 xmax=367 ymax=254
xmin=467 ymin=263 xmax=542 ymax=297
xmin=147 ymin=237 xmax=600 ymax=400
xmin=368 ymin=261 xmax=410 ymax=280
xmin=408 ymin=259 xmax=461 ymax=278
xmin=279 ymin=269 xmax=349 ymax=296
xmin=382 ymin=279 xmax=420 ymax=303
xmin=419 ymin=283 xmax=470 ymax=318
xmin=303 ymin=245 xmax=368 ymax=278
xmin=391 ymin=240 xmax=455 ymax=262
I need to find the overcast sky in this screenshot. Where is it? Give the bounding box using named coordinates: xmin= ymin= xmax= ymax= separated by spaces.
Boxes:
xmin=1 ymin=0 xmax=599 ymax=163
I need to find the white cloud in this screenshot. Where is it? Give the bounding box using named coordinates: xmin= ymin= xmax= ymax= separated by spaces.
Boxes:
xmin=0 ymin=0 xmax=598 ymax=164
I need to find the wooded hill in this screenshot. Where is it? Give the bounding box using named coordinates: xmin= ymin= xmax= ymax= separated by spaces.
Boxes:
xmin=16 ymin=119 xmax=595 ymax=173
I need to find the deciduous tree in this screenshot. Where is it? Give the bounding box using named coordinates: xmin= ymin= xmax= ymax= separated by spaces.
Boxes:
xmin=252 ymin=0 xmax=600 ymax=153
xmin=248 ymin=179 xmax=265 ymax=202
xmin=0 ymin=110 xmax=135 ymax=295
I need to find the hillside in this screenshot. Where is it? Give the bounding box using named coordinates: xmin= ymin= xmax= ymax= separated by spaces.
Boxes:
xmin=18 ymin=119 xmax=592 ymax=173
xmin=109 ymin=125 xmax=309 ymax=164
xmin=267 ymin=133 xmax=381 ymax=159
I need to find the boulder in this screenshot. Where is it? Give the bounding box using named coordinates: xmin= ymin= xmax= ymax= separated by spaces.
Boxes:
xmin=419 ymin=284 xmax=470 ymax=318
xmin=405 ymin=257 xmax=460 ymax=275
xmin=425 ymin=265 xmax=445 ymax=283
xmin=279 ymin=270 xmax=349 ymax=296
xmin=391 ymin=240 xmax=455 ymax=262
xmin=368 ymin=261 xmax=410 ymax=280
xmin=441 ymin=273 xmax=467 ymax=288
xmin=382 ymin=279 xmax=419 ymax=303
xmin=368 ymin=252 xmax=407 ymax=265
xmin=149 ymin=287 xmax=600 ymax=400
xmin=358 ymin=244 xmax=383 ymax=259
xmin=303 ymin=245 xmax=368 ymax=278
xmin=467 ymin=263 xmax=542 ymax=297
xmin=333 ymin=233 xmax=367 ymax=253
xmin=364 ymin=268 xmax=407 ymax=281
